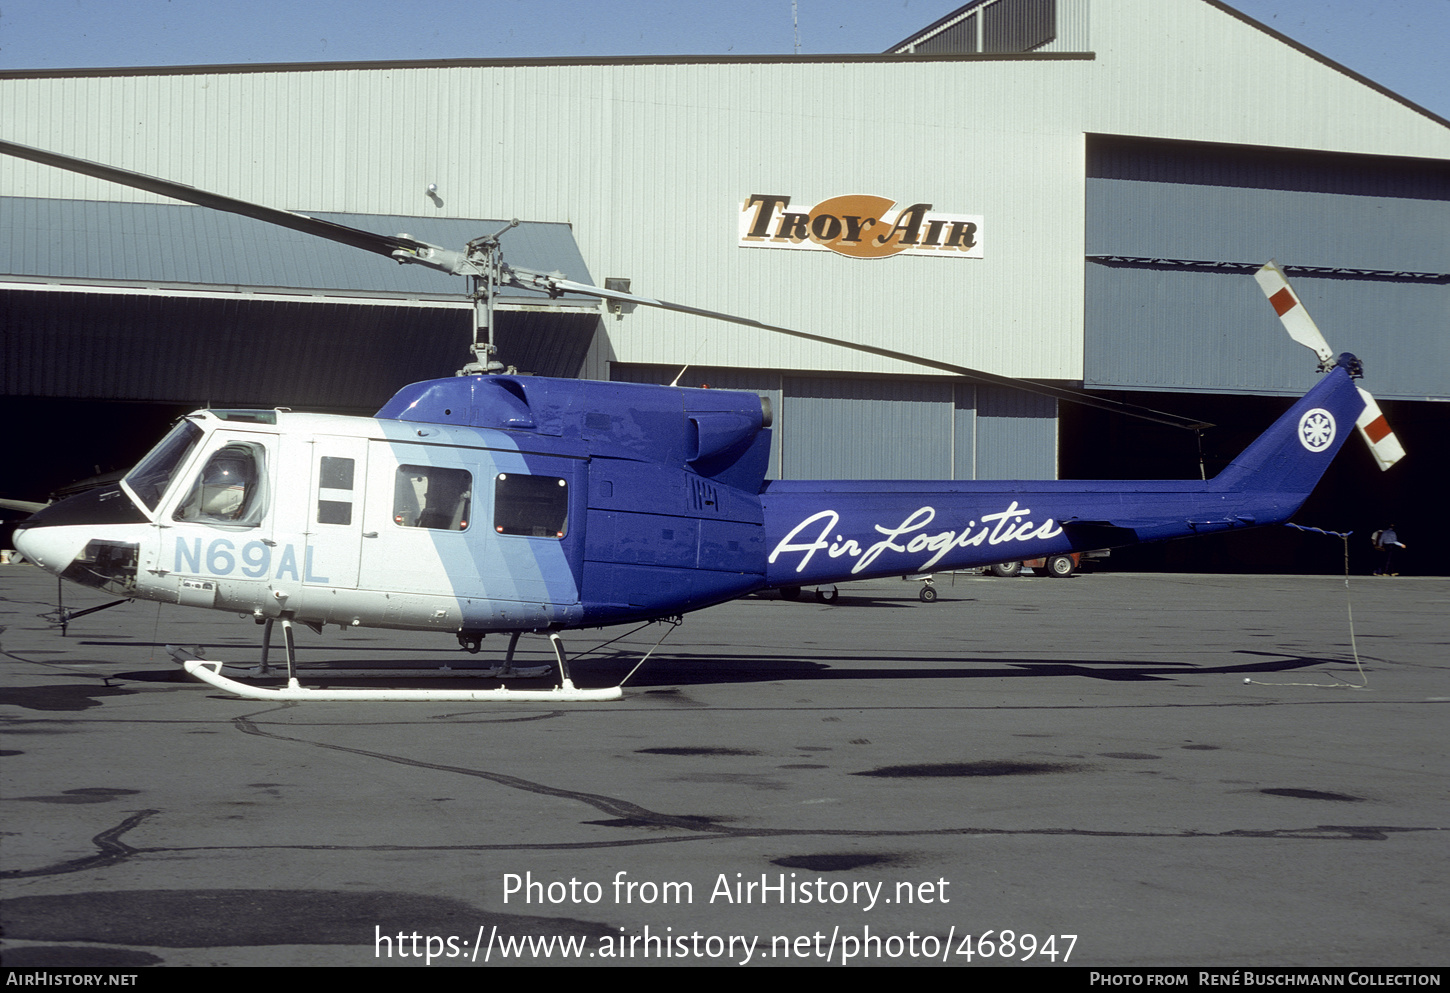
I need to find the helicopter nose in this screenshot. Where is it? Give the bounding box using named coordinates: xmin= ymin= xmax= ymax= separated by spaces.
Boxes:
xmin=10 ymin=484 xmax=148 ymax=575
xmin=12 ymin=522 xmax=84 ymax=575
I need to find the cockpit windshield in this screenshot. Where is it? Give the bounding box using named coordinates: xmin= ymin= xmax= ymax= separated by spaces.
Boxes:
xmin=122 ymin=420 xmax=205 ymax=512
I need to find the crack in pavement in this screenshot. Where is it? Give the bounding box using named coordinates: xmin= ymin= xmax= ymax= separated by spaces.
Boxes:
xmin=2 ymin=809 xmax=159 ymax=879
xmin=232 ymin=713 xmax=726 ymax=832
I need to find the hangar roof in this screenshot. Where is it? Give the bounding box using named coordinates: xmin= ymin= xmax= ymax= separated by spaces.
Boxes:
xmin=889 ymin=0 xmax=1448 ymax=129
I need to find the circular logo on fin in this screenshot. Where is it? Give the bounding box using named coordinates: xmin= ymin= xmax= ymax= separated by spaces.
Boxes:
xmin=1298 ymin=408 xmax=1336 ymax=452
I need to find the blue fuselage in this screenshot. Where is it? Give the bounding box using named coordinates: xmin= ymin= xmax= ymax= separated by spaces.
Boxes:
xmin=14 ymin=366 xmax=1365 ymax=634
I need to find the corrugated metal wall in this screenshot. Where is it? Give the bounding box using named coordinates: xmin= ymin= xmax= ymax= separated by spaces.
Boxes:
xmin=1083 ymin=137 xmax=1450 ymax=399
xmin=0 ymin=56 xmax=1096 ymax=384
xmin=1085 ymin=267 xmax=1447 ymax=399
xmin=1084 ymin=0 xmax=1448 ymax=152
xmin=1086 ymin=181 xmax=1447 ymax=272
xmin=780 ymin=377 xmax=955 ymax=479
xmin=975 ymin=385 xmax=1058 ymax=477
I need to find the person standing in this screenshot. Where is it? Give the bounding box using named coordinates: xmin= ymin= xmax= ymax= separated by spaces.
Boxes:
xmin=1373 ymin=525 xmax=1406 ymax=576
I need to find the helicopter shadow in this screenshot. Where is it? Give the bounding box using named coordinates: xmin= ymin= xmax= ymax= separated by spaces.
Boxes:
xmin=551 ymin=647 xmax=1366 ymax=689
xmin=103 ymin=638 xmax=1366 ymax=691
xmin=748 ymin=592 xmax=927 ymax=609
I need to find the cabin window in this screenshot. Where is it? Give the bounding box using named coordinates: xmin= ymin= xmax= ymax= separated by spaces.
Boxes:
xmin=494 ymin=473 xmax=568 ymax=538
xmin=172 ymin=441 xmax=268 ymax=526
xmin=316 ymin=456 xmax=355 ymax=525
xmin=393 ymin=465 xmax=471 ymax=531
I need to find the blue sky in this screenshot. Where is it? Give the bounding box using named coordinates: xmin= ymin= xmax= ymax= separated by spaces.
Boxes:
xmin=0 ymin=1 xmax=1446 ymax=119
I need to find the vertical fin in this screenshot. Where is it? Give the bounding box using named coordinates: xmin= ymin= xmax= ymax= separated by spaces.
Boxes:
xmin=1211 ymin=366 xmax=1363 ymax=494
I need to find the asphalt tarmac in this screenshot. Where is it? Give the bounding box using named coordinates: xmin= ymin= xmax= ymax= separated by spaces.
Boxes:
xmin=2 ymin=563 xmax=1446 ymax=968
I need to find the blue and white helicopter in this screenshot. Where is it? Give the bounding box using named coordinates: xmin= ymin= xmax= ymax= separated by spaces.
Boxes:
xmin=3 ymin=140 xmax=1404 ymax=702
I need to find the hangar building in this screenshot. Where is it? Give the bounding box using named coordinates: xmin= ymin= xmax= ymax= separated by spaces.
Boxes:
xmin=3 ymin=0 xmax=1447 ymax=572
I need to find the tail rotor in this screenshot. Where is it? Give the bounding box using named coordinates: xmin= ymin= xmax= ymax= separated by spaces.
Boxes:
xmin=1254 ymin=262 xmax=1405 ymax=471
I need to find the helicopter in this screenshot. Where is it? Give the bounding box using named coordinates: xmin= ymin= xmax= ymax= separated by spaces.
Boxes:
xmin=2 ymin=140 xmax=1404 ymax=702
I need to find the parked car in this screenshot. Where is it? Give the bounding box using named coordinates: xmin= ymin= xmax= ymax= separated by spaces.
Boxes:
xmin=987 ymin=550 xmax=1108 ymax=578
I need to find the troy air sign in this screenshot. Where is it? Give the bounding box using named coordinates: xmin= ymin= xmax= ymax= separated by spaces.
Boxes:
xmin=739 ymin=193 xmax=983 ymax=260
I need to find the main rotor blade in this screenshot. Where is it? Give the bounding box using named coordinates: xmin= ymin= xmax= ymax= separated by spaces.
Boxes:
xmin=3 ymin=138 xmax=1210 ymax=430
xmin=0 ymin=497 xmax=48 ymax=515
xmin=0 ymin=138 xmax=427 ymax=260
xmin=517 ymin=273 xmax=1214 ymax=431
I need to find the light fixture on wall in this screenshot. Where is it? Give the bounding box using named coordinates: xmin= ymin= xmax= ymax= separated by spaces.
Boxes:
xmin=605 ymin=278 xmax=634 ymax=319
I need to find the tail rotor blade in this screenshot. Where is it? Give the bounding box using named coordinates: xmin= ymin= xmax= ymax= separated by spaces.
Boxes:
xmin=1254 ymin=261 xmax=1335 ymax=368
xmin=1354 ymin=388 xmax=1406 ymax=471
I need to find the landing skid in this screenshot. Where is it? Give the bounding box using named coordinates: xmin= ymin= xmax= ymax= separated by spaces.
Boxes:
xmin=166 ymin=621 xmax=623 ymax=702
xmin=176 ymin=654 xmax=622 ymax=702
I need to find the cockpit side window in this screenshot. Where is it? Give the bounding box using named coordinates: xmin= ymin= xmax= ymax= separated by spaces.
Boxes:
xmin=123 ymin=420 xmax=205 ymax=512
xmin=172 ymin=441 xmax=269 ymax=526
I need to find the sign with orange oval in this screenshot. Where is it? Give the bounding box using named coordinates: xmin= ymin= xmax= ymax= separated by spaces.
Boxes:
xmin=739 ymin=193 xmax=983 ymax=259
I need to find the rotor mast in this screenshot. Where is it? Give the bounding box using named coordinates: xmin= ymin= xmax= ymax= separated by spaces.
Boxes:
xmin=461 ymin=220 xmax=519 ymax=375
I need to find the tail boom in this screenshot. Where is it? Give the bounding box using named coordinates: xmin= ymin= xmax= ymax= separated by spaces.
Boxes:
xmin=760 ymin=367 xmax=1366 ymax=587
